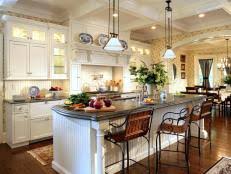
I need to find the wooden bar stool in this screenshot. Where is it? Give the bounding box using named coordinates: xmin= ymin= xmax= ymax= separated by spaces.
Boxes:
xmin=105 ymin=108 xmax=153 ymax=174
xmin=189 ymin=100 xmax=213 ymax=156
xmin=155 ymin=107 xmax=191 ymax=174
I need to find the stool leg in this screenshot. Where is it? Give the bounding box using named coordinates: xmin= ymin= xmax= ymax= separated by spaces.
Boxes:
xmin=122 ymin=143 xmax=125 ymax=174
xmin=177 ymin=134 xmax=179 ymax=152
xmin=209 ymin=117 xmax=212 ymax=149
xmin=126 ymin=141 xmax=129 ymax=174
xmin=155 ymin=133 xmax=159 ymax=174
xmin=198 ymin=125 xmax=201 ymax=156
xmin=147 ymin=135 xmax=150 ymax=174
xmin=159 ymin=133 xmax=161 ymax=160
xmin=185 ymin=131 xmax=190 ymax=174
xmin=218 ymin=104 xmax=220 ymax=117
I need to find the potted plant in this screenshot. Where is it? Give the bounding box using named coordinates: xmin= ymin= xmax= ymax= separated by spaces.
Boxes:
xmin=224 ymin=75 xmax=231 ymax=88
xmin=129 ymin=62 xmax=168 ymax=95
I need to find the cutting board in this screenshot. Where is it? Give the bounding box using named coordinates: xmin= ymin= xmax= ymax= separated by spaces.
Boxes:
xmin=84 ymin=106 xmax=116 ymax=113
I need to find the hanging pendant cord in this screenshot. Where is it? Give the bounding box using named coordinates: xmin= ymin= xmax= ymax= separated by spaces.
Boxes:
xmin=108 ymin=0 xmax=111 ymax=37
xmin=118 ymin=0 xmax=120 ymax=38
xmin=113 ymin=0 xmax=115 ymax=34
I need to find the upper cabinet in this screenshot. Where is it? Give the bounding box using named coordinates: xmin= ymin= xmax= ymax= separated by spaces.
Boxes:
xmin=50 ymin=28 xmax=68 ymax=79
xmin=10 ymin=23 xmax=47 ymax=44
xmin=3 ymin=17 xmax=69 ymax=80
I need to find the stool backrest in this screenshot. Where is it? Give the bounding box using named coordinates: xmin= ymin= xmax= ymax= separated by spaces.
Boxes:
xmin=125 ymin=110 xmax=153 ymax=140
xmin=200 ymin=100 xmax=213 ymax=118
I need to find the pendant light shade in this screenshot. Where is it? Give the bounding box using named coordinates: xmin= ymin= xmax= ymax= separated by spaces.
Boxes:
xmin=164 ymin=0 xmax=175 ymax=59
xmin=163 ymin=46 xmax=176 ymax=59
xmin=103 ymin=0 xmax=124 ymax=51
xmin=104 ymin=35 xmax=124 ymax=51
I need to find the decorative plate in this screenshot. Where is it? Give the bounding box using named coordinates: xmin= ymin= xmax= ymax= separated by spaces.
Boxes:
xmin=29 ymin=86 xmax=40 ymax=98
xmin=120 ymin=40 xmax=128 ymax=50
xmin=98 ymin=34 xmax=108 ymax=46
xmin=79 ymin=33 xmax=93 ymax=44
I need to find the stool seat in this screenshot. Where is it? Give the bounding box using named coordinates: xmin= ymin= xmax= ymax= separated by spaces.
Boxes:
xmin=158 ymin=123 xmax=187 ymax=134
xmin=105 ymin=129 xmax=147 ymax=142
xmin=190 ymin=111 xmax=212 ymax=121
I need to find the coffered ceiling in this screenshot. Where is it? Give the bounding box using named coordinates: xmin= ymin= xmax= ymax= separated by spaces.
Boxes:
xmin=1 ymin=0 xmax=231 ymax=42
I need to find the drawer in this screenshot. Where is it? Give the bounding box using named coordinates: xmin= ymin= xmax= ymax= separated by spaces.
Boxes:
xmin=14 ymin=104 xmax=29 ymax=113
xmin=30 ymin=116 xmax=52 ymax=140
xmin=30 ymin=101 xmax=62 ymax=118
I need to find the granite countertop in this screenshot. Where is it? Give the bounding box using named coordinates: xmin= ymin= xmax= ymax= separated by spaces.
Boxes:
xmin=5 ymin=97 xmax=67 ymax=104
xmin=52 ymin=94 xmax=206 ymax=121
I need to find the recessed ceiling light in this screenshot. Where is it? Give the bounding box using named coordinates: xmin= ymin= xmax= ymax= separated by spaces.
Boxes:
xmin=151 ymin=26 xmax=157 ymax=30
xmin=198 ymin=13 xmax=205 ymax=18
xmin=113 ymin=13 xmax=118 ymax=17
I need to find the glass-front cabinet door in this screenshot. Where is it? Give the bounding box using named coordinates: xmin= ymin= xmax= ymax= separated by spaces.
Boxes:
xmin=51 ymin=47 xmax=67 ymax=79
xmin=31 ymin=29 xmax=46 ymax=43
xmin=10 ymin=23 xmax=47 ymax=44
xmin=53 ymin=32 xmax=66 ymax=44
xmin=50 ymin=28 xmax=68 ymax=79
xmin=12 ymin=26 xmax=30 ymax=41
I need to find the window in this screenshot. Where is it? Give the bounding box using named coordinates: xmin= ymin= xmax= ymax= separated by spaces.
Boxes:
xmin=198 ymin=60 xmax=214 ymax=87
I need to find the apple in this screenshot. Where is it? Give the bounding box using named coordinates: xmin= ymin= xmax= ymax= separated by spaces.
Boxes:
xmin=93 ymin=99 xmax=103 ymax=109
xmin=89 ymin=99 xmax=95 ymax=108
xmin=104 ymin=99 xmax=112 ymax=107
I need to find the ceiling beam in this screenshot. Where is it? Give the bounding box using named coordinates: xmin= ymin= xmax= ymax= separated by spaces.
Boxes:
xmin=70 ymin=0 xmax=107 ymax=19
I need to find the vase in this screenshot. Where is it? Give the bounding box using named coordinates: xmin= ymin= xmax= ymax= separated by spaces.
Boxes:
xmin=146 ymin=84 xmax=154 ymax=96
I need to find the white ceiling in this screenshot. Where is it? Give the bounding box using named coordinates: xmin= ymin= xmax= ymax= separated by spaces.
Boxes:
xmin=1 ymin=0 xmax=231 ymax=42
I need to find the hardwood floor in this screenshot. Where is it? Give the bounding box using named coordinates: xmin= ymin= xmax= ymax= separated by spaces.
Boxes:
xmin=0 ymin=113 xmax=231 ymax=174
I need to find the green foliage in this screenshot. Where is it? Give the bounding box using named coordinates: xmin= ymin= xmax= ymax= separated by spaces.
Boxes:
xmin=68 ymin=93 xmax=90 ymax=105
xmin=224 ymin=75 xmax=231 ymax=85
xmin=129 ymin=62 xmax=168 ymax=88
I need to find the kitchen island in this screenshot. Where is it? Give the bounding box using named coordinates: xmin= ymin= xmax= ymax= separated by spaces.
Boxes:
xmin=52 ymin=94 xmax=206 ymax=174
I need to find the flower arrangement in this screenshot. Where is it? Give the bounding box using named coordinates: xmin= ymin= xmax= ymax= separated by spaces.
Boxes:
xmin=224 ymin=75 xmax=231 ymax=85
xmin=129 ymin=62 xmax=168 ymax=88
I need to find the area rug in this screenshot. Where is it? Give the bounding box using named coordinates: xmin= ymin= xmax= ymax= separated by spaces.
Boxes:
xmin=205 ymin=157 xmax=231 ymax=174
xmin=27 ymin=144 xmax=53 ymax=166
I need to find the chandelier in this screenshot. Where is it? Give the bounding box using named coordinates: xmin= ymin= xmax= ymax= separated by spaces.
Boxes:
xmin=163 ymin=0 xmax=176 ymax=59
xmin=217 ymin=39 xmax=231 ymax=74
xmin=103 ymin=0 xmax=124 ymax=51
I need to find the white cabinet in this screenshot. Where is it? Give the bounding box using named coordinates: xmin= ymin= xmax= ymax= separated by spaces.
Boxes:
xmin=29 ymin=101 xmax=61 ymax=140
xmin=14 ymin=113 xmax=30 ymax=143
xmin=7 ymin=41 xmax=48 ymax=79
xmin=29 ymin=44 xmax=48 ymax=78
xmin=30 ymin=117 xmax=52 ymax=140
xmin=6 ymin=103 xmax=30 ymax=148
xmin=6 ymin=100 xmax=64 ymax=148
xmin=4 ymin=18 xmax=69 ymax=80
xmin=9 ymin=41 xmax=29 ymax=78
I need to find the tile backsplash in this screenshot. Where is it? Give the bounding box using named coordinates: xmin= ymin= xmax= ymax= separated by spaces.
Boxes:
xmin=4 ymin=80 xmax=69 ymax=99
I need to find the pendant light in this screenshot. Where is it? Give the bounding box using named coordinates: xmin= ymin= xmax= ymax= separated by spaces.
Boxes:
xmin=163 ymin=0 xmax=176 ymax=59
xmin=217 ymin=39 xmax=231 ymax=73
xmin=103 ymin=0 xmax=124 ymax=51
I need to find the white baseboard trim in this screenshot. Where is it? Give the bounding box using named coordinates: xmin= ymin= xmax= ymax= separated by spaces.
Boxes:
xmin=52 ymin=161 xmax=71 ymax=174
